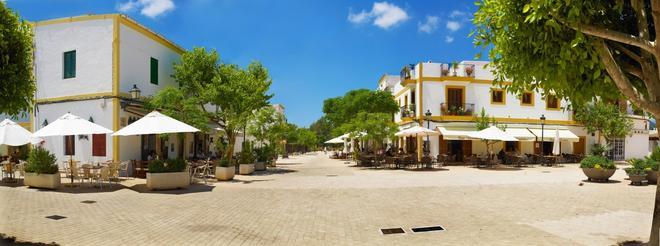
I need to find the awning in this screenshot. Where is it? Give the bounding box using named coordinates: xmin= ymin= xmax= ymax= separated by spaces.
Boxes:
xmin=528 ymin=128 xmax=579 ymax=142
xmin=505 ymin=128 xmax=536 ymax=141
xmin=436 ymin=127 xmax=475 ymax=140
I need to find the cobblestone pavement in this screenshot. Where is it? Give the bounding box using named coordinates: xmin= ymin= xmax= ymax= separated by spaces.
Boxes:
xmin=0 ymin=153 xmax=654 ymax=245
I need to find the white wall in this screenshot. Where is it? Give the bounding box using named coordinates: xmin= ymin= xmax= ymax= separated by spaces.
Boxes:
xmin=34 ymin=99 xmax=114 ymax=166
xmin=119 ymin=23 xmax=180 ymax=97
xmin=35 ymin=19 xmax=114 ymax=99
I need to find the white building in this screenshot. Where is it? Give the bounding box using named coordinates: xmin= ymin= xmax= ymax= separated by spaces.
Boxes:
xmin=30 ymin=14 xmax=188 ymax=165
xmin=379 ymin=61 xmax=650 ymax=161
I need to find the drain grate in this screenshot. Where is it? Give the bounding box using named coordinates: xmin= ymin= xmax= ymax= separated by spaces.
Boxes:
xmin=81 ymin=200 xmax=96 ymax=204
xmin=411 ymin=225 xmax=445 ymax=233
xmin=326 ymin=174 xmax=338 ymax=177
xmin=45 ymin=215 xmax=67 ymax=220
xmin=380 ymin=228 xmax=405 ymax=235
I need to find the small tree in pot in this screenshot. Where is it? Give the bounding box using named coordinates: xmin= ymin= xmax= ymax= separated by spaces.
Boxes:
xmin=215 ymin=158 xmax=234 ymax=181
xmin=625 ymin=159 xmax=648 ymax=186
xmin=24 ymin=147 xmax=60 ymax=189
xmin=238 ymin=141 xmax=256 ymax=175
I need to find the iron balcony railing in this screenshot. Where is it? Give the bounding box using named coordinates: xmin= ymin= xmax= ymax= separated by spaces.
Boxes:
xmin=440 ymin=103 xmax=475 ymax=116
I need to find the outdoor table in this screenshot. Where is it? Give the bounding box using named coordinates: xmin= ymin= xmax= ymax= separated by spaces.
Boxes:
xmin=543 ymin=156 xmax=558 ymax=166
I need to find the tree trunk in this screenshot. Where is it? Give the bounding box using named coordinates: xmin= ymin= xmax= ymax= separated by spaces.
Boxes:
xmin=225 ymin=130 xmax=236 ymax=161
xmin=651 ymin=114 xmax=660 ymax=246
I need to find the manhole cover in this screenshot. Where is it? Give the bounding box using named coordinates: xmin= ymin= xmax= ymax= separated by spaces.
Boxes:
xmin=380 ymin=228 xmax=405 ymax=235
xmin=45 ymin=215 xmax=67 ymax=220
xmin=81 ymin=200 xmax=96 ymax=204
xmin=411 ymin=225 xmax=445 ymax=233
xmin=542 ymin=171 xmax=550 ymax=173
xmin=326 ymin=174 xmax=338 ymax=177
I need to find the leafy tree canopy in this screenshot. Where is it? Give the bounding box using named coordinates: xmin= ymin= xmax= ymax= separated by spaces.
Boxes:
xmin=0 ymin=3 xmax=34 ymax=116
xmin=322 ymin=89 xmax=398 ymax=131
xmin=337 ymin=112 xmax=398 ymax=150
xmin=574 ymin=102 xmax=633 ymax=143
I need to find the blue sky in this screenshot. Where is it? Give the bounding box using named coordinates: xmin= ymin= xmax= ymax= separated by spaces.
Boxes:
xmin=8 ymin=0 xmax=482 ymax=127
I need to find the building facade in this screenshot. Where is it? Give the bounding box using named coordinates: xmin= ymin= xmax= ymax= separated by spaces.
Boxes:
xmin=379 ymin=61 xmax=650 ymax=161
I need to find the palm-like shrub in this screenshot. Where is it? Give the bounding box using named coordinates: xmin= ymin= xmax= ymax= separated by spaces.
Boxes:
xmin=625 ymin=159 xmax=648 ymax=175
xmin=25 ymin=148 xmax=58 ymax=174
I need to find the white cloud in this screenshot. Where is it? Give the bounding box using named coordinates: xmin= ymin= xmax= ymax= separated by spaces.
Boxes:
xmin=445 ymin=36 xmax=454 ymax=43
xmin=347 ymin=2 xmax=409 ymax=29
xmin=117 ymin=0 xmax=175 ymax=18
xmin=418 ymin=15 xmax=439 ymax=34
xmin=449 ymin=10 xmax=467 ymax=18
xmin=446 ymin=20 xmax=461 ymax=32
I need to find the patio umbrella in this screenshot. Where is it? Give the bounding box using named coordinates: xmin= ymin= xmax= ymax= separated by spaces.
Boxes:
xmin=468 ymin=126 xmax=518 ymax=165
xmin=33 ymin=113 xmax=113 ymax=137
xmin=0 ymin=119 xmax=40 ymax=146
xmin=32 ymin=113 xmax=113 ymax=184
xmin=552 ymin=126 xmax=561 ymax=156
xmin=395 ymin=126 xmax=439 ymax=161
xmin=324 ymin=136 xmax=345 ymax=144
xmin=113 ymin=111 xmax=200 ymax=136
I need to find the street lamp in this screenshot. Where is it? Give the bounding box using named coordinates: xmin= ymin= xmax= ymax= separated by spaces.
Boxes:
xmin=425 ymin=110 xmax=432 ymax=156
xmin=129 ymin=84 xmax=141 ymax=99
xmin=540 ymin=114 xmax=546 ymax=157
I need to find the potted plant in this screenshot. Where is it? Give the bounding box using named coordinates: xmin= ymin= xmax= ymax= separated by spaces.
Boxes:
xmin=146 ymin=159 xmax=189 ymax=190
xmin=441 ymin=64 xmax=449 ymax=76
xmin=580 ymin=155 xmax=617 ymax=182
xmin=464 ymin=65 xmax=474 ymax=77
xmin=215 ymin=158 xmax=235 ymax=181
xmin=24 ymin=148 xmax=60 ymax=189
xmin=238 ymin=142 xmax=256 ymax=175
xmin=645 ymin=147 xmax=660 ymax=184
xmin=254 ymin=147 xmax=268 ymax=171
xmin=451 ymin=61 xmax=459 ymax=76
xmin=625 ymin=159 xmax=648 ymax=185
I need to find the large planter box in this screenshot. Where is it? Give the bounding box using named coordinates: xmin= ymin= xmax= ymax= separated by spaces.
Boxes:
xmin=647 ymin=170 xmax=659 ymax=184
xmin=146 ymin=172 xmax=190 ymax=190
xmin=24 ymin=172 xmax=61 ymax=189
xmin=239 ymin=163 xmax=255 ymax=175
xmin=628 ymin=173 xmax=646 ymax=185
xmin=255 ymin=162 xmax=267 ymax=171
xmin=582 ymin=168 xmax=616 ymax=182
xmin=215 ymin=166 xmax=235 ymax=181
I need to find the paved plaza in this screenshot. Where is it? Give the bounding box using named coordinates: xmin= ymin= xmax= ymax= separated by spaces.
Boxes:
xmin=0 ymin=153 xmax=655 ymax=245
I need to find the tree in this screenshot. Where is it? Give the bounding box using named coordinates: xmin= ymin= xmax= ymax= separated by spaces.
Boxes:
xmin=294 ymin=128 xmax=318 ymax=152
xmin=148 ymin=47 xmax=272 ymax=161
xmin=473 ymin=0 xmax=660 ymax=243
xmin=0 ymin=3 xmax=34 ymax=116
xmin=474 ymin=108 xmax=505 ymax=157
xmin=337 ymin=112 xmax=398 ymax=151
xmin=247 ymin=106 xmax=286 ymax=147
xmin=574 ymin=102 xmax=633 ymax=145
xmin=309 ymin=116 xmax=333 ymax=146
xmin=323 ymin=89 xmax=399 ymax=130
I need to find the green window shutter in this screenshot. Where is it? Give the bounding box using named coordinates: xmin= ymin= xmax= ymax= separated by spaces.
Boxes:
xmin=150 ymin=57 xmax=158 ymax=85
xmin=63 ymin=50 xmax=76 ymax=79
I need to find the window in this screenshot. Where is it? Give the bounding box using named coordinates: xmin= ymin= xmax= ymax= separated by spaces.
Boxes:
xmin=92 ymin=134 xmax=106 ymax=157
xmin=546 ymin=95 xmax=560 ymax=109
xmin=63 ymin=50 xmax=76 ymax=79
xmin=490 ymin=88 xmax=505 ymax=104
xmin=521 ymin=92 xmax=534 ymax=106
xmin=64 ymin=135 xmax=75 ymax=156
xmin=150 ymin=57 xmax=158 ymax=85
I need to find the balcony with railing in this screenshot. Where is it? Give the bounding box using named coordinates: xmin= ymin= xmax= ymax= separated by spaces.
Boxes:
xmin=400 ymin=64 xmax=416 ymax=81
xmin=439 ymin=63 xmax=476 ymax=78
xmin=440 ymin=103 xmax=475 ymax=116
xmin=400 ymin=105 xmax=416 ymax=118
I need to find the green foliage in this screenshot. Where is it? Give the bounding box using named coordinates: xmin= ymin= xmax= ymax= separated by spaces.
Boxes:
xmin=473 ymin=1 xmax=623 ymax=107
xmin=310 ymin=116 xmax=333 ymax=146
xmin=294 ymin=128 xmax=318 ymax=150
xmin=247 ymin=106 xmax=286 ymax=147
xmin=24 ymin=148 xmax=58 ymax=174
xmin=645 ymin=147 xmax=660 ymax=171
xmin=0 ymin=3 xmax=35 ymax=116
xmin=322 ymin=89 xmax=398 ymax=136
xmin=474 ymin=108 xmax=505 ymax=131
xmin=217 ymin=158 xmax=232 ymax=167
xmin=580 ymin=155 xmax=616 ymax=169
xmin=589 ymin=143 xmax=609 ymax=156
xmin=337 ymin=112 xmax=397 ymax=150
xmin=148 ymin=159 xmax=187 ymax=173
xmin=625 ymin=158 xmax=648 ymax=175
xmin=574 ymin=102 xmax=632 ymax=143
xmin=238 ymin=141 xmax=256 ymax=164
xmin=254 ymin=144 xmax=276 ymax=162
xmin=147 ymin=47 xmax=273 ymax=160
